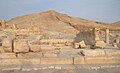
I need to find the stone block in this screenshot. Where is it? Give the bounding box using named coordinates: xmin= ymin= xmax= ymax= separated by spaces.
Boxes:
xmin=2 ymin=38 xmax=12 ymax=52
xmin=17 ymin=52 xmax=42 ymax=58
xmin=29 ymin=45 xmax=41 ymax=52
xmin=21 ymin=59 xmax=41 ymax=65
xmin=0 ymin=53 xmax=16 ymax=58
xmin=41 ymin=57 xmax=73 ymax=64
xmin=74 ymin=43 xmax=79 ymax=49
xmin=40 ymin=45 xmax=55 ymax=51
xmin=74 ymin=56 xmax=85 ymax=64
xmin=95 ymin=40 xmax=107 ymax=46
xmin=82 ymin=49 xmax=105 ymax=57
xmin=0 ymin=59 xmax=40 ymax=65
xmin=105 ymin=49 xmax=120 ymax=56
xmin=0 ymin=59 xmax=22 ymax=65
xmin=84 ymin=56 xmax=120 ymax=64
xmin=79 ymin=40 xmax=86 ymax=48
xmin=13 ymin=39 xmax=29 ymax=53
xmin=43 ymin=51 xmax=57 ymax=57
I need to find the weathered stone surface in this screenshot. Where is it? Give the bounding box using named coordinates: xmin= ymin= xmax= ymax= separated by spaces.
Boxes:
xmin=40 ymin=45 xmax=55 ymax=51
xmin=21 ymin=59 xmax=41 ymax=65
xmin=29 ymin=45 xmax=41 ymax=52
xmin=74 ymin=56 xmax=85 ymax=64
xmin=17 ymin=52 xmax=42 ymax=58
xmin=41 ymin=57 xmax=73 ymax=64
xmin=0 ymin=53 xmax=16 ymax=58
xmin=82 ymin=49 xmax=105 ymax=57
xmin=43 ymin=51 xmax=57 ymax=57
xmin=2 ymin=38 xmax=12 ymax=52
xmin=105 ymin=49 xmax=120 ymax=56
xmin=79 ymin=40 xmax=86 ymax=48
xmin=13 ymin=39 xmax=29 ymax=53
xmin=84 ymin=56 xmax=120 ymax=64
xmin=0 ymin=59 xmax=22 ymax=65
xmin=95 ymin=40 xmax=107 ymax=46
xmin=0 ymin=47 xmax=4 ymax=52
xmin=0 ymin=59 xmax=40 ymax=65
xmin=74 ymin=43 xmax=79 ymax=49
xmin=54 ymin=44 xmax=65 ymax=47
xmin=40 ymin=39 xmax=74 ymax=44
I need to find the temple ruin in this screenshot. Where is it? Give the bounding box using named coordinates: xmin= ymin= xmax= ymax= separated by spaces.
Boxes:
xmin=0 ymin=11 xmax=120 ymax=66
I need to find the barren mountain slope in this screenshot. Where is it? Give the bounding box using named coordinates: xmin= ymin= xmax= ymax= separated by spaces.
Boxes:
xmin=113 ymin=21 xmax=120 ymax=26
xmin=8 ymin=10 xmax=120 ymax=30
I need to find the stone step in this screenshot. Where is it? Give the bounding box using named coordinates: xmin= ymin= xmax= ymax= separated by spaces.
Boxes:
xmin=0 ymin=56 xmax=120 ymax=65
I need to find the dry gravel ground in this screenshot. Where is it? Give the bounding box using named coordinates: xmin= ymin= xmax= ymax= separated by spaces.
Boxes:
xmin=0 ymin=65 xmax=120 ymax=73
xmin=1 ymin=68 xmax=120 ymax=73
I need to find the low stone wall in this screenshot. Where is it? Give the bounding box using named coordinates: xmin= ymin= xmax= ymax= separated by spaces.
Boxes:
xmin=0 ymin=49 xmax=120 ymax=65
xmin=0 ymin=38 xmax=120 ymax=65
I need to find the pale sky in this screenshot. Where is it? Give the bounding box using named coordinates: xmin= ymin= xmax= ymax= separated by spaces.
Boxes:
xmin=0 ymin=0 xmax=120 ymax=23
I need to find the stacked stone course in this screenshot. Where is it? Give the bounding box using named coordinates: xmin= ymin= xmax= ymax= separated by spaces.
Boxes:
xmin=0 ymin=37 xmax=120 ymax=65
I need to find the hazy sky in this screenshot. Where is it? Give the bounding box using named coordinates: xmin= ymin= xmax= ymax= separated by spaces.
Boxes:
xmin=0 ymin=0 xmax=120 ymax=23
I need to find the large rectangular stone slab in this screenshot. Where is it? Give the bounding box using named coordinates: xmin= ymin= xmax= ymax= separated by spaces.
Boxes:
xmin=105 ymin=49 xmax=120 ymax=56
xmin=0 ymin=59 xmax=40 ymax=65
xmin=74 ymin=56 xmax=85 ymax=64
xmin=82 ymin=49 xmax=105 ymax=57
xmin=0 ymin=59 xmax=22 ymax=65
xmin=0 ymin=53 xmax=16 ymax=59
xmin=41 ymin=57 xmax=73 ymax=64
xmin=17 ymin=52 xmax=42 ymax=58
xmin=84 ymin=56 xmax=120 ymax=64
xmin=13 ymin=39 xmax=29 ymax=53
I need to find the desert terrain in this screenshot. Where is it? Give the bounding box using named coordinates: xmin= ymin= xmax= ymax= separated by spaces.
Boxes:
xmin=0 ymin=10 xmax=120 ymax=73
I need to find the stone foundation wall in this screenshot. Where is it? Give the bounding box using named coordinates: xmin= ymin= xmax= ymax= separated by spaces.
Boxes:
xmin=0 ymin=38 xmax=120 ymax=65
xmin=0 ymin=33 xmax=120 ymax=66
xmin=0 ymin=49 xmax=120 ymax=65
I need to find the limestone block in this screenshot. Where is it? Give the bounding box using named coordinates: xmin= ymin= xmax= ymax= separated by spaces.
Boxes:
xmin=40 ymin=45 xmax=55 ymax=51
xmin=21 ymin=59 xmax=41 ymax=65
xmin=29 ymin=45 xmax=41 ymax=52
xmin=41 ymin=57 xmax=73 ymax=64
xmin=95 ymin=40 xmax=107 ymax=46
xmin=0 ymin=53 xmax=16 ymax=58
xmin=79 ymin=40 xmax=86 ymax=48
xmin=2 ymin=38 xmax=12 ymax=52
xmin=82 ymin=49 xmax=105 ymax=57
xmin=113 ymin=43 xmax=118 ymax=48
xmin=0 ymin=59 xmax=40 ymax=65
xmin=74 ymin=43 xmax=79 ymax=49
xmin=17 ymin=52 xmax=42 ymax=58
xmin=43 ymin=51 xmax=57 ymax=57
xmin=105 ymin=49 xmax=120 ymax=56
xmin=84 ymin=56 xmax=120 ymax=64
xmin=74 ymin=56 xmax=85 ymax=64
xmin=0 ymin=59 xmax=22 ymax=65
xmin=13 ymin=39 xmax=29 ymax=53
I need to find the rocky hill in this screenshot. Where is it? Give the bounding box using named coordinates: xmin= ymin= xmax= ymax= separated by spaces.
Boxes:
xmin=7 ymin=10 xmax=120 ymax=39
xmin=113 ymin=21 xmax=120 ymax=26
xmin=8 ymin=10 xmax=120 ymax=30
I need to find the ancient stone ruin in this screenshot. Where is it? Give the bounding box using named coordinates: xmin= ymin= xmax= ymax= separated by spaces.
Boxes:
xmin=0 ymin=11 xmax=120 ymax=66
